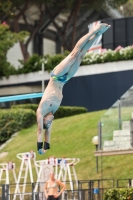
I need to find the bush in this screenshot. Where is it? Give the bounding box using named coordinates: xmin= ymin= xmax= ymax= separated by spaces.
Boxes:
xmin=0 ymin=23 xmax=29 ymax=78
xmin=0 ymin=120 xmax=18 ymax=143
xmin=2 ymin=45 xmax=133 ymax=78
xmin=0 ymin=109 xmax=36 ymax=143
xmin=11 ymin=104 xmax=87 ymax=119
xmin=15 ymin=52 xmax=70 ymax=75
xmin=0 ymin=104 xmax=87 ymax=143
xmin=18 ymin=54 xmax=42 ymax=74
xmin=81 ymin=45 xmax=133 ymax=66
xmin=11 ymin=104 xmax=38 ymax=113
xmin=0 ymin=59 xmax=17 ymax=78
xmin=54 ymin=106 xmax=87 ymax=119
xmin=104 ymin=188 xmax=133 ymax=200
xmin=45 ymin=51 xmax=69 ymax=72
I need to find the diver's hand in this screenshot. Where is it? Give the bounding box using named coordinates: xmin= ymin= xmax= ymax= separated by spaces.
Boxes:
xmin=38 ymin=148 xmax=46 ymax=155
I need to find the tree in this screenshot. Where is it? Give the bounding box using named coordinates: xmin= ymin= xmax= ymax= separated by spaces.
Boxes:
xmin=0 ymin=0 xmax=129 ymax=60
xmin=46 ymin=0 xmax=129 ymax=50
xmin=0 ymin=23 xmax=29 ymax=77
xmin=0 ymin=0 xmax=67 ymax=61
xmin=118 ymin=0 xmax=133 ymax=16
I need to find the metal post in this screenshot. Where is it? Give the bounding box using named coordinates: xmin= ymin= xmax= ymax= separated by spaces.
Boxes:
xmin=2 ymin=184 xmax=9 ymax=200
xmin=32 ymin=183 xmax=34 ymax=200
xmin=78 ymin=181 xmax=82 ymax=200
xmin=129 ymin=179 xmax=132 ymax=187
xmin=6 ymin=184 xmax=9 ymax=200
xmin=96 ymin=145 xmax=98 ymax=173
xmin=98 ymin=121 xmax=102 ymax=150
xmin=2 ymin=184 xmax=5 ymax=200
xmin=98 ymin=180 xmax=100 ymax=200
xmin=130 ymin=119 xmax=133 ymax=147
xmin=118 ymin=99 xmax=121 ymax=130
xmin=42 ymin=63 xmax=45 ymax=93
xmin=88 ymin=181 xmax=91 ymax=200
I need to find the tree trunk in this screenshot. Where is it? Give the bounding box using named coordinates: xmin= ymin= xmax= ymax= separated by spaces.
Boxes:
xmin=71 ymin=0 xmax=82 ymax=50
xmin=13 ymin=19 xmax=29 ymax=61
xmin=13 ymin=0 xmax=30 ymax=61
xmin=46 ymin=3 xmax=79 ymax=51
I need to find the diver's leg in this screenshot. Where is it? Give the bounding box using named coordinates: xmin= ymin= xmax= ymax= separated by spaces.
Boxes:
xmin=53 ymin=23 xmax=110 ymax=76
xmin=66 ymin=26 xmax=110 ymax=79
xmin=66 ymin=33 xmax=99 ymax=79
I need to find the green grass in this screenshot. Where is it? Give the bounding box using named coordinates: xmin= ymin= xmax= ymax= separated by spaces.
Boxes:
xmin=0 ymin=110 xmax=133 ymax=186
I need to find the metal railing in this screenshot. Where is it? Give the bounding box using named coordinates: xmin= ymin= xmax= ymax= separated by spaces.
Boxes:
xmin=1 ymin=178 xmax=133 ymax=200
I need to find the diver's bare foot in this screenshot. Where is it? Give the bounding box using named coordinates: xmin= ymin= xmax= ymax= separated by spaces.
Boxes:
xmin=90 ymin=23 xmax=111 ymax=39
xmin=93 ymin=23 xmax=111 ymax=34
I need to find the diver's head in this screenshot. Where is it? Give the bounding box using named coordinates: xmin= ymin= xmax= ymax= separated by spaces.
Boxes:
xmin=43 ymin=112 xmax=54 ymax=129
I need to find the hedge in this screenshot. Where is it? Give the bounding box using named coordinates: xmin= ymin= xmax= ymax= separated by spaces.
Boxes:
xmin=11 ymin=104 xmax=88 ymax=119
xmin=11 ymin=104 xmax=38 ymax=112
xmin=0 ymin=108 xmax=36 ymax=143
xmin=2 ymin=45 xmax=133 ymax=77
xmin=54 ymin=106 xmax=87 ymax=118
xmin=104 ymin=188 xmax=133 ymax=200
xmin=0 ymin=104 xmax=87 ymax=144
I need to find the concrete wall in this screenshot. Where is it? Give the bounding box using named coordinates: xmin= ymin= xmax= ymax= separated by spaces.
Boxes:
xmin=0 ymin=60 xmax=133 ymax=111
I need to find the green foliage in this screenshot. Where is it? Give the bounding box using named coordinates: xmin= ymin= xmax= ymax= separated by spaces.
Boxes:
xmin=0 ymin=24 xmax=28 ymax=56
xmin=11 ymin=104 xmax=38 ymax=113
xmin=45 ymin=51 xmax=70 ymax=72
xmin=81 ymin=46 xmax=133 ymax=65
xmin=0 ymin=1 xmax=13 ymax=21
xmin=54 ymin=106 xmax=88 ymax=119
xmin=104 ymin=188 xmax=133 ymax=200
xmin=2 ymin=45 xmax=133 ymax=77
xmin=12 ymin=109 xmax=36 ymax=129
xmin=18 ymin=54 xmax=42 ymax=74
xmin=112 ymin=0 xmax=128 ymax=7
xmin=0 ymin=23 xmax=29 ymax=77
xmin=119 ymin=0 xmax=133 ymax=17
xmin=0 ymin=120 xmax=18 ymax=143
xmin=0 ymin=108 xmax=36 ymax=143
xmin=16 ymin=51 xmax=70 ymax=74
xmin=11 ymin=104 xmax=87 ymax=119
xmin=2 ymin=62 xmax=17 ymax=78
xmin=0 ymin=104 xmax=87 ymax=143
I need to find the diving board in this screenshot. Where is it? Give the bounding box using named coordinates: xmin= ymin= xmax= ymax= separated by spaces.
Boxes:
xmin=0 ymin=93 xmax=43 ymax=103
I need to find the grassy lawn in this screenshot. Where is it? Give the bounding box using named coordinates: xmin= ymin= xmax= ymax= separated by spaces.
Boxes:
xmin=0 ymin=110 xmax=133 ymax=186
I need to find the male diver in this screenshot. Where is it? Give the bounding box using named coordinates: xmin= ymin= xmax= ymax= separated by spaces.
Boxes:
xmin=36 ymin=23 xmax=111 ymax=154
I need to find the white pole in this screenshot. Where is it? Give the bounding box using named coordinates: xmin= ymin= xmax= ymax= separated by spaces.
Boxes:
xmin=42 ymin=62 xmax=45 ymax=93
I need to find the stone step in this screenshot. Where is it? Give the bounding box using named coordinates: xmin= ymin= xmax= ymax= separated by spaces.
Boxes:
xmin=104 ymin=140 xmax=131 ymax=147
xmin=104 ymin=140 xmax=114 ymax=147
xmin=103 ymin=145 xmax=132 ymax=151
xmin=113 ymin=130 xmax=130 ymax=136
xmin=114 ymin=141 xmax=131 ymax=146
xmin=113 ymin=136 xmax=130 ymax=141
xmin=103 ymin=120 xmax=132 ymax=151
xmin=103 ymin=140 xmax=132 ymax=151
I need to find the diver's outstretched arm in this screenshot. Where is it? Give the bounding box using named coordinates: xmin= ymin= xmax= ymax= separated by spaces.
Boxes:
xmin=36 ymin=111 xmax=52 ymax=154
